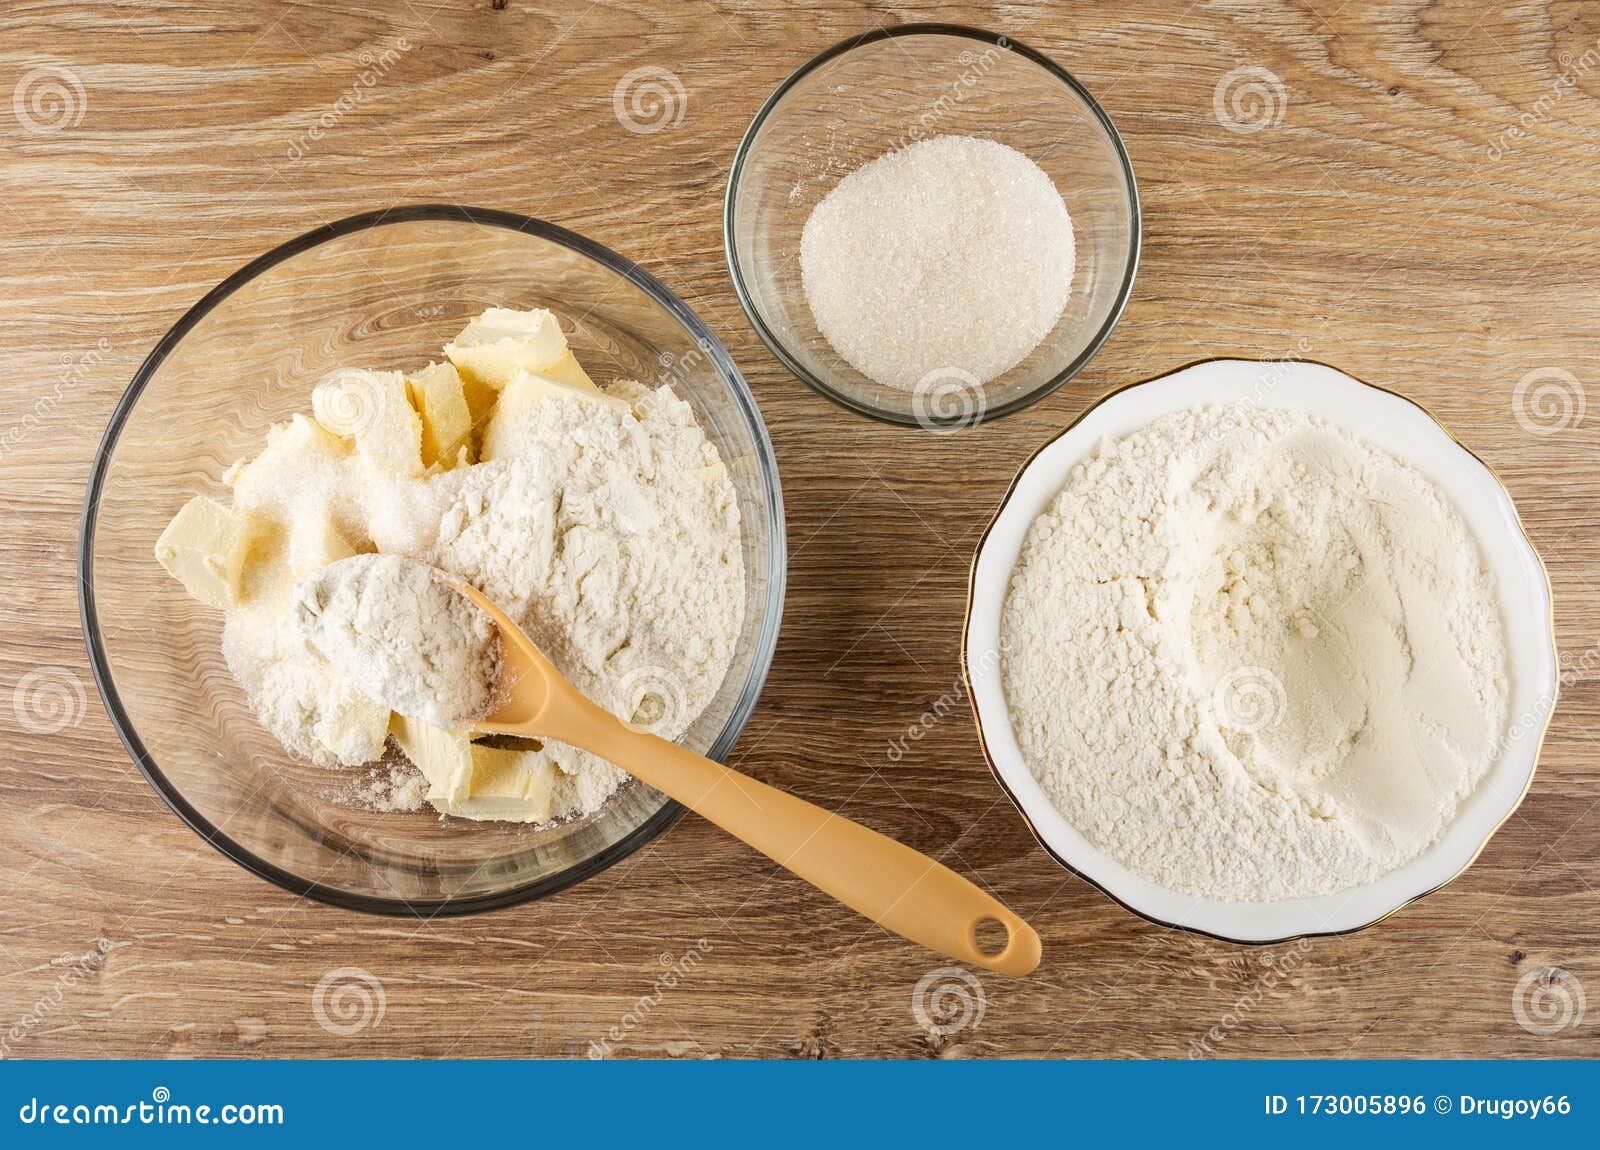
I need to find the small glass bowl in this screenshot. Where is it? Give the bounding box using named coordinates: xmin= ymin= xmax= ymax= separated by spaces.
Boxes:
xmin=724 ymin=24 xmax=1141 ymax=429
xmin=80 ymin=205 xmax=786 ymax=916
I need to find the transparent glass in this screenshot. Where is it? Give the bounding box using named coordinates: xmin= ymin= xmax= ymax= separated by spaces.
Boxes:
xmin=725 ymin=24 xmax=1141 ymax=427
xmin=80 ymin=206 xmax=786 ymax=915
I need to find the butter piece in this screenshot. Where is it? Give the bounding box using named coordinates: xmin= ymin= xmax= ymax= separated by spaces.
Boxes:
xmin=155 ymin=495 xmax=254 ymax=608
xmin=481 ymin=367 xmax=627 ymax=460
xmin=542 ymin=350 xmax=599 ymax=394
xmin=444 ymin=307 xmax=569 ymax=389
xmin=286 ymin=510 xmax=356 ymax=579
xmin=422 ymin=446 xmax=472 ymax=478
xmin=312 ymin=369 xmax=422 ymax=478
xmin=459 ymin=372 xmax=499 ymax=436
xmin=386 ymin=716 xmax=558 ymax=821
xmin=501 ymin=366 xmax=620 ymax=407
xmin=318 ymin=683 xmax=391 ymax=766
xmin=388 ymin=712 xmax=473 ymax=807
xmin=451 ymin=744 xmax=559 ymax=823
xmin=405 ymin=361 xmax=473 ymax=468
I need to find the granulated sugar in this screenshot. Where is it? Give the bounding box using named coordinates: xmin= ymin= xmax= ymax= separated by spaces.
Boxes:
xmin=1000 ymin=405 xmax=1509 ymax=902
xmin=800 ymin=134 xmax=1075 ymax=391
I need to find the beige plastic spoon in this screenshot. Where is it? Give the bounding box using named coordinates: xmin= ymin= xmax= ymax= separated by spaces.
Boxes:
xmin=449 ymin=579 xmax=1041 ymax=976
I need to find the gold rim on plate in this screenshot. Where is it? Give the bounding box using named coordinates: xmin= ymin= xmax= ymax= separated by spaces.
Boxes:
xmin=960 ymin=356 xmax=1559 ymax=945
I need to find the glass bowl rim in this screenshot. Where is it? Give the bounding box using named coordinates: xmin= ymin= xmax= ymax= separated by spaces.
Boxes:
xmin=77 ymin=203 xmax=788 ymax=918
xmin=722 ymin=22 xmax=1144 ymax=429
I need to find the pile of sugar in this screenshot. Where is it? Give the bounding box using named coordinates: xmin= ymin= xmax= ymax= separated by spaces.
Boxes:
xmin=295 ymin=553 xmax=500 ymax=728
xmin=1000 ymin=405 xmax=1509 ymax=902
xmin=800 ymin=134 xmax=1075 ymax=392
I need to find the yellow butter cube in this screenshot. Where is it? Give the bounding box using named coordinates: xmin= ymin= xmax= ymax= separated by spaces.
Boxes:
xmin=387 ymin=716 xmax=558 ymax=822
xmin=258 ymin=660 xmax=389 ymax=767
xmin=542 ymin=350 xmax=599 ymax=394
xmin=459 ymin=372 xmax=499 ymax=440
xmin=286 ymin=510 xmax=356 ymax=579
xmin=481 ymin=367 xmax=628 ymax=460
xmin=444 ymin=307 xmax=568 ymax=389
xmin=452 ymin=743 xmax=558 ymax=823
xmin=316 ymin=682 xmax=391 ymax=766
xmin=154 ymin=495 xmax=255 ymax=608
xmin=406 ymin=361 xmax=473 ymax=468
xmin=388 ymin=712 xmax=473 ymax=807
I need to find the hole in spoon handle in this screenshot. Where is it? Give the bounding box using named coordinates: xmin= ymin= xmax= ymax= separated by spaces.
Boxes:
xmin=966 ymin=910 xmax=1042 ymax=976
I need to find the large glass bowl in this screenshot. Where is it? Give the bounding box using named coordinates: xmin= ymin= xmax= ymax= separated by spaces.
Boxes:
xmin=725 ymin=24 xmax=1141 ymax=428
xmin=80 ymin=205 xmax=786 ymax=915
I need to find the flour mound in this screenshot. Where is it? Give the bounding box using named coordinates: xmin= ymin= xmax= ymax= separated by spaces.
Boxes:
xmin=432 ymin=379 xmax=744 ymax=819
xmin=295 ymin=553 xmax=500 ymax=727
xmin=1000 ymin=405 xmax=1509 ymax=902
xmin=219 ymin=378 xmax=744 ymax=823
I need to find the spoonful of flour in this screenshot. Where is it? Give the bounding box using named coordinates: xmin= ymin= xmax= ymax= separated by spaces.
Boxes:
xmin=295 ymin=553 xmax=500 ymax=727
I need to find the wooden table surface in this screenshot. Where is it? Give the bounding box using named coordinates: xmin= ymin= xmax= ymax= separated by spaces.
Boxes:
xmin=2 ymin=0 xmax=1597 ymax=1060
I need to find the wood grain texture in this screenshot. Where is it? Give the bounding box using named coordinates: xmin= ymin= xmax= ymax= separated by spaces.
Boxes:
xmin=2 ymin=0 xmax=1597 ymax=1059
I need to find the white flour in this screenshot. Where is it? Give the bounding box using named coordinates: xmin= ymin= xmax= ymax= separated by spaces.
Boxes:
xmin=221 ymin=381 xmax=743 ymax=822
xmin=800 ymin=134 xmax=1075 ymax=391
xmin=295 ymin=554 xmax=501 ymax=727
xmin=432 ymin=379 xmax=744 ymax=818
xmin=1000 ymin=405 xmax=1509 ymax=901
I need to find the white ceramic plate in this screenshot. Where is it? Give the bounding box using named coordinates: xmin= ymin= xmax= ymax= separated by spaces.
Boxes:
xmin=964 ymin=359 xmax=1557 ymax=942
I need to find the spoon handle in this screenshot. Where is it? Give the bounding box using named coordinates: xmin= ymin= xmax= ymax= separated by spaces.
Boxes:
xmin=549 ymin=692 xmax=1042 ymax=976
